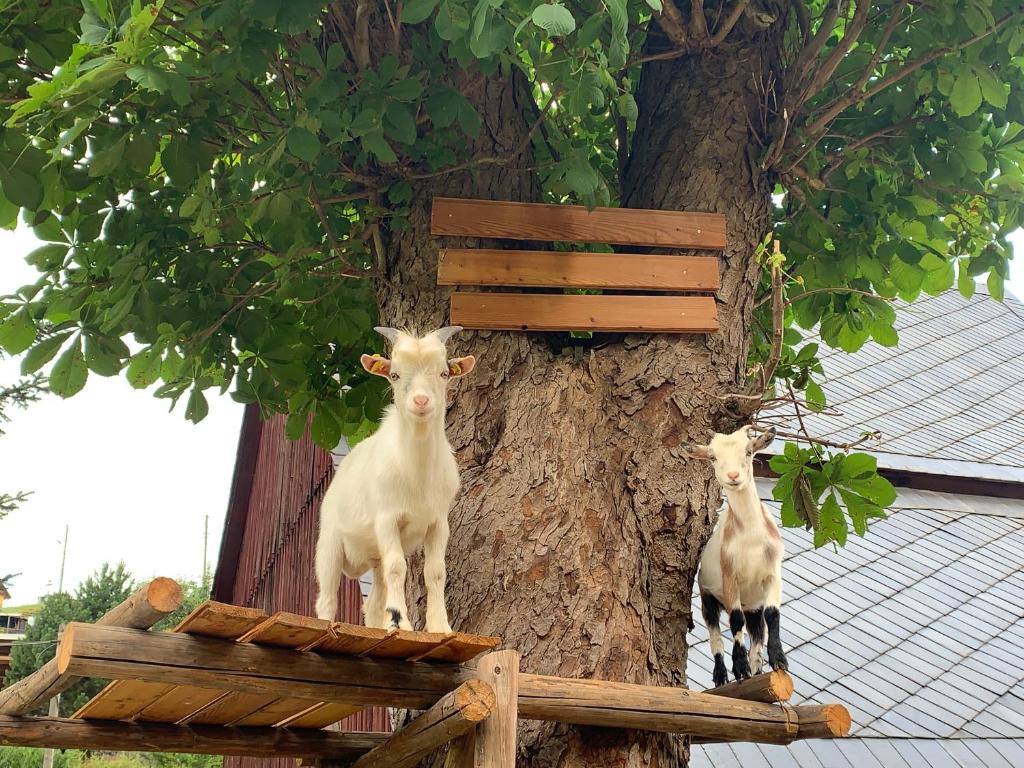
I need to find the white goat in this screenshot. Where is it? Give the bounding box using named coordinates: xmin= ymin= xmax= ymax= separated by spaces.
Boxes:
xmin=682 ymin=426 xmax=787 ymax=687
xmin=314 ymin=325 xmax=476 ymax=632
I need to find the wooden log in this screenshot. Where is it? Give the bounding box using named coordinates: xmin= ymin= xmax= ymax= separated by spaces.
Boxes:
xmin=0 ymin=579 xmax=183 ymax=716
xmin=0 ymin=715 xmax=387 ymax=758
xmin=443 ymin=732 xmax=477 ymax=768
xmin=438 ymin=249 xmax=721 ymax=292
xmin=431 ymin=198 xmax=728 ymax=250
xmin=787 ymin=703 xmax=851 ymax=739
xmin=350 ymin=680 xmax=494 ymax=768
xmin=474 ymin=650 xmax=519 ymax=768
xmin=517 ymin=674 xmax=847 ymax=744
xmin=57 ymin=623 xmax=474 ymax=710
xmin=703 ymin=671 xmax=794 ymax=704
xmin=450 ymin=294 xmax=719 ymax=333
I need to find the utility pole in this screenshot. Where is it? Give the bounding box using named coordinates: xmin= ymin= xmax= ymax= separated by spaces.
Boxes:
xmin=41 ymin=624 xmax=65 ymax=768
xmin=57 ymin=525 xmax=68 ymax=594
xmin=202 ymin=515 xmax=209 ymax=586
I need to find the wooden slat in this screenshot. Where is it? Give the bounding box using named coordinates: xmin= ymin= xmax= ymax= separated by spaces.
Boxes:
xmin=237 ymin=612 xmax=330 ymax=649
xmin=136 ymin=686 xmax=228 ymax=723
xmin=279 ymin=702 xmax=366 ymax=729
xmin=230 ymin=699 xmax=323 ymax=727
xmin=438 ymin=249 xmax=720 ymax=292
xmin=450 ymin=293 xmax=719 ymax=333
xmin=182 ymin=692 xmax=278 ymax=726
xmin=431 ymin=198 xmax=727 ymax=250
xmin=74 ymin=601 xmax=268 ymax=721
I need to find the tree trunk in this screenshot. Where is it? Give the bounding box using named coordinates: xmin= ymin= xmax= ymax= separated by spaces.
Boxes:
xmin=377 ymin=18 xmax=784 ymax=767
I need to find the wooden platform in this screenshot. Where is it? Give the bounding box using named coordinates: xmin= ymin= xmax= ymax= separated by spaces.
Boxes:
xmin=73 ymin=601 xmax=500 ymax=729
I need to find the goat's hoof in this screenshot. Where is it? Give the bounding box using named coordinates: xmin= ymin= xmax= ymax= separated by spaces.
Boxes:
xmin=386 ymin=608 xmax=406 ymax=631
xmin=712 ymin=654 xmax=728 ymax=688
xmin=770 ymin=656 xmax=789 ymax=672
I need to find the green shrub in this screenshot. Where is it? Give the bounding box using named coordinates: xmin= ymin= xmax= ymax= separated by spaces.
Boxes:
xmin=0 ymin=747 xmax=221 ymax=768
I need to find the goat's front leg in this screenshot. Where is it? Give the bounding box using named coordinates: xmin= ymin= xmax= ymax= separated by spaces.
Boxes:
xmin=764 ymin=576 xmax=788 ymax=672
xmin=423 ymin=518 xmax=452 ymax=633
xmin=745 ymin=607 xmax=766 ymax=674
xmin=375 ymin=517 xmax=413 ymax=631
xmin=722 ymin=570 xmax=751 ymax=681
xmin=701 ymin=592 xmax=728 ymax=688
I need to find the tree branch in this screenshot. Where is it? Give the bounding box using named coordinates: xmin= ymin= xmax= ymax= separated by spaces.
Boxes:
xmin=690 ymin=0 xmax=709 ymax=41
xmin=709 ymin=0 xmax=750 ymax=45
xmin=655 ymin=0 xmax=690 ymax=47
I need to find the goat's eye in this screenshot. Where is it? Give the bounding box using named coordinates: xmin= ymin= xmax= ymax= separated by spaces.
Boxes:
xmin=441 ymin=371 xmax=450 ymax=379
xmin=389 ymin=372 xmax=400 ymax=381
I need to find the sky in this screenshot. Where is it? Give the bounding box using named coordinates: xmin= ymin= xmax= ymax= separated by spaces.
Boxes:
xmin=0 ymin=227 xmax=244 ymax=605
xmin=1 ymin=224 xmax=1023 ymax=606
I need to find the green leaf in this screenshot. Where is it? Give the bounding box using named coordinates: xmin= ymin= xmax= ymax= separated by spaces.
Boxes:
xmin=839 ymin=452 xmax=876 ymax=479
xmin=84 ymin=333 xmax=129 ymax=376
xmin=127 ymin=345 xmax=163 ymax=389
xmin=844 ymin=473 xmax=897 ymax=507
xmin=185 ymin=387 xmax=209 ymax=423
xmin=818 ymin=493 xmax=847 ymax=547
xmin=388 ymin=78 xmax=423 ymax=102
xmin=950 ymin=69 xmax=983 ymax=117
xmin=958 ymin=264 xmax=976 ymax=298
xmin=312 ymin=400 xmax=343 ymax=448
xmin=21 ymin=330 xmax=73 ymax=374
xmin=400 ymin=0 xmax=440 ymax=24
xmin=0 ymin=309 xmax=35 ymax=354
xmin=973 ymin=64 xmax=1008 ymax=109
xmin=531 ymin=4 xmax=576 ymax=37
xmin=162 ymin=136 xmax=199 ymax=186
xmin=286 ymin=127 xmax=320 ymax=163
xmin=384 ymin=102 xmax=418 ymax=145
xmin=988 ymin=269 xmax=1004 ymax=301
xmin=923 ymin=261 xmax=955 ymax=294
xmin=617 ymin=92 xmax=638 ymax=129
xmin=362 ymin=131 xmax=398 ymax=163
xmin=804 ymin=379 xmax=825 ymax=412
xmin=871 ymin=323 xmax=898 ymax=347
xmin=126 ymin=65 xmax=192 ymax=106
xmin=435 ymin=0 xmax=470 ymax=40
xmin=0 ymin=164 xmax=43 ymax=210
xmin=49 ymin=336 xmax=89 ymax=398
xmin=26 ymin=243 xmax=69 ymax=271
xmin=88 ymin=137 xmax=127 ymax=178
xmin=645 ymin=0 xmax=663 ymax=9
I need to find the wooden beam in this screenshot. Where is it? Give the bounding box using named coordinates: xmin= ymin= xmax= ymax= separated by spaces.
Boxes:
xmin=350 ymin=680 xmax=494 ymax=768
xmin=474 ymin=650 xmax=519 ymax=768
xmin=517 ymin=674 xmax=849 ymax=744
xmin=443 ymin=732 xmax=477 ymax=768
xmin=450 ymin=294 xmax=719 ymax=333
xmin=0 ymin=715 xmax=387 ymax=758
xmin=438 ymin=249 xmax=721 ymax=292
xmin=431 ymin=198 xmax=727 ymax=250
xmin=0 ymin=579 xmax=183 ymax=716
xmin=57 ymin=623 xmax=473 ymax=710
xmin=704 ymin=671 xmax=794 ymax=704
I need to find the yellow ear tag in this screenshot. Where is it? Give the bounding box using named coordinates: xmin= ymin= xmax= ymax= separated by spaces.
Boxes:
xmin=448 ymin=362 xmax=462 ymax=376
xmin=369 ymin=354 xmax=388 ymax=374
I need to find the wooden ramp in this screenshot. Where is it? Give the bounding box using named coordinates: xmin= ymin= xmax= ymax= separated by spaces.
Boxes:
xmin=0 ymin=579 xmax=851 ymax=766
xmin=73 ymin=600 xmax=500 ymax=729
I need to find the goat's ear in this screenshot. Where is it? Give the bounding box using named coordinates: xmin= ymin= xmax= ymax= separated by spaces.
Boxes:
xmin=680 ymin=442 xmax=713 ymax=460
xmin=749 ymin=427 xmax=776 ymax=452
xmin=447 ymin=355 xmax=476 ymax=378
xmin=361 ymin=353 xmax=392 ymax=378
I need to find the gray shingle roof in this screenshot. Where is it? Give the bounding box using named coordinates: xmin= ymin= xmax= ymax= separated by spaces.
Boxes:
xmin=785 ymin=287 xmax=1024 ymax=482
xmin=688 ymin=481 xmax=1024 ymax=767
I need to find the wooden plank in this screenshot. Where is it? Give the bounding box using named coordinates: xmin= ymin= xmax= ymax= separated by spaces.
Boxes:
xmin=181 ymin=692 xmax=278 ymax=726
xmin=450 ymin=293 xmax=719 ymax=333
xmin=230 ymin=698 xmax=323 ymax=727
xmin=438 ymin=249 xmax=720 ymax=292
xmin=351 ymin=681 xmax=494 ymax=768
xmin=74 ymin=601 xmax=269 ymax=721
xmin=58 ymin=623 xmax=475 ymax=711
xmin=313 ymin=624 xmax=393 ymax=656
xmin=237 ymin=611 xmax=331 ymax=649
xmin=473 ymin=650 xmax=518 ymax=768
xmin=0 ymin=714 xmax=388 ymax=759
xmin=0 ymin=579 xmax=184 ymax=716
xmin=431 ymin=198 xmax=727 ymax=250
xmin=279 ymin=702 xmax=366 ymax=729
xmin=135 ymin=686 xmax=229 ymax=724
xmin=703 ymin=670 xmax=794 ymax=704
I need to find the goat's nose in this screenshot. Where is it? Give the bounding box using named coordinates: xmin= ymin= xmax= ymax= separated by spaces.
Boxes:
xmin=727 ymin=471 xmax=740 ymax=481
xmin=413 ymin=395 xmax=430 ymax=409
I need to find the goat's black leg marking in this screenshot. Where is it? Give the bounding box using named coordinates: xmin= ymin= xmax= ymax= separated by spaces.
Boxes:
xmin=745 ymin=607 xmax=766 ymax=674
xmin=387 ymin=608 xmax=403 ymax=630
xmin=729 ymin=609 xmax=751 ymax=680
xmin=765 ymin=606 xmax=788 ymax=671
xmin=701 ymin=592 xmax=729 ymax=688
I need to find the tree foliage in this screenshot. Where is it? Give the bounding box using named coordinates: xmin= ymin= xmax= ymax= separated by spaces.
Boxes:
xmin=0 ymin=353 xmax=45 ymax=519
xmin=0 ymin=0 xmax=1021 ymax=546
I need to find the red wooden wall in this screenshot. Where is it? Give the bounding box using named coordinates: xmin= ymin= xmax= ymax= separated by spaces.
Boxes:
xmin=213 ymin=405 xmax=390 ymax=768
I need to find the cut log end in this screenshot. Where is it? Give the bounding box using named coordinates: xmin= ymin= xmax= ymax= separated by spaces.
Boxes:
xmin=146 ymin=578 xmax=184 ymax=615
xmin=454 ymin=679 xmax=496 ymax=723
xmin=768 ymin=670 xmax=794 ymax=702
xmin=703 ymin=670 xmax=794 ymax=704
xmin=56 ymin=624 xmax=75 ymax=675
xmin=823 ymin=703 xmax=852 ymax=737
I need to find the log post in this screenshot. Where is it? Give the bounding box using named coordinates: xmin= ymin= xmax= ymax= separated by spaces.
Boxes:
xmin=350 ymin=680 xmax=494 ymax=768
xmin=473 ymin=650 xmax=519 ymax=768
xmin=56 ymin=623 xmax=474 ymax=710
xmin=704 ymin=671 xmax=794 ymax=704
xmin=0 ymin=578 xmax=183 ymax=715
xmin=0 ymin=715 xmax=387 ymax=758
xmin=517 ymin=674 xmax=849 ymax=744
xmin=443 ymin=732 xmax=477 ymax=768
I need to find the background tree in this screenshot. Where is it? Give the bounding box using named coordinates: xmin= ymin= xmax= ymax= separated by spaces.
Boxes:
xmin=0 ymin=352 xmax=44 ymax=519
xmin=0 ymin=1 xmax=1021 ymax=765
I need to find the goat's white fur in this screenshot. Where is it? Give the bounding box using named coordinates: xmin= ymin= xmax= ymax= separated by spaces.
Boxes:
xmin=683 ymin=426 xmax=788 ymax=687
xmin=314 ymin=327 xmax=476 ymax=632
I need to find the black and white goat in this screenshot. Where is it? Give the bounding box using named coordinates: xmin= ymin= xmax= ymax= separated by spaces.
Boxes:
xmin=682 ymin=426 xmax=788 ymax=687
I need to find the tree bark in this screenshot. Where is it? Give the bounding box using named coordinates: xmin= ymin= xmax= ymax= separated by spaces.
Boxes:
xmin=376 ymin=15 xmax=785 ymax=767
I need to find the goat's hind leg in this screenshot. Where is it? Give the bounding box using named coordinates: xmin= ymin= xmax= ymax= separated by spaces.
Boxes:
xmin=376 ymin=517 xmax=413 ymax=631
xmin=362 ymin=565 xmax=387 ymax=629
xmin=764 ymin=577 xmax=788 ymax=671
xmin=314 ymin=524 xmax=348 ymax=621
xmin=701 ymin=592 xmax=729 ymax=688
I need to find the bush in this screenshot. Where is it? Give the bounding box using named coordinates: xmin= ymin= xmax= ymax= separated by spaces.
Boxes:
xmin=0 ymin=747 xmax=221 ymax=768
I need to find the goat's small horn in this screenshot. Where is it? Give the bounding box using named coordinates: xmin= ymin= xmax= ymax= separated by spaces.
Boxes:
xmin=373 ymin=326 xmax=401 ymax=345
xmin=433 ymin=325 xmax=464 ymax=344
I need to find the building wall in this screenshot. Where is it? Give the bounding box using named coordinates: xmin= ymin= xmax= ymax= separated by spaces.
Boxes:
xmin=213 ymin=407 xmax=389 ymax=768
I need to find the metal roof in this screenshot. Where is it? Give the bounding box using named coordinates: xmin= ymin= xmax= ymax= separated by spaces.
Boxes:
xmin=689 ymin=481 xmax=1024 ymax=767
xmin=780 ymin=287 xmax=1024 ymax=482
